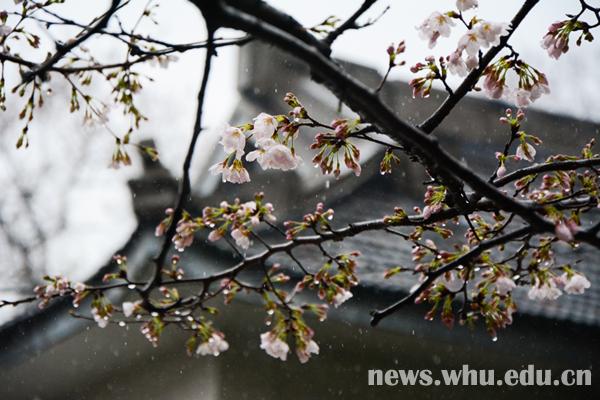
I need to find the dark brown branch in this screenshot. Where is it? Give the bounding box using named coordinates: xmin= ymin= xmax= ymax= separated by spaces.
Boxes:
xmin=323 ymin=0 xmax=378 ymax=46
xmin=493 ymin=158 xmax=600 ymax=187
xmin=21 ymin=0 xmax=122 ymax=83
xmin=144 ymin=28 xmax=216 ymax=293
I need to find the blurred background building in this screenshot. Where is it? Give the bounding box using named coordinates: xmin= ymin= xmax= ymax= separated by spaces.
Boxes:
xmin=1 ymin=41 xmax=599 ymax=399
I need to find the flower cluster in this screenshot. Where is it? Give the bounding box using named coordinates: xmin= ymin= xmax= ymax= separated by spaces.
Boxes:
xmin=186 ymin=322 xmax=229 ymax=357
xmin=386 ymin=40 xmax=407 ymax=68
xmin=161 ymin=193 xmax=277 ymax=252
xmin=528 ymin=268 xmax=591 ymax=300
xmin=284 ymin=202 xmax=334 ymax=239
xmin=91 ymin=296 xmax=114 ymax=329
xmin=209 ymin=95 xmax=308 ymax=184
xmin=379 ymin=148 xmax=401 ymax=175
xmin=141 ymin=317 xmax=164 ymax=347
xmin=541 ymin=20 xmax=594 ymax=59
xmin=297 ymin=251 xmax=360 ymax=308
xmin=482 ymin=57 xmax=550 ymax=106
xmin=414 ymin=6 xmax=520 ymax=99
xmin=311 ymin=118 xmax=362 ymax=177
xmin=422 ymin=185 xmax=447 ymax=220
xmin=260 ymin=309 xmax=319 ymax=363
xmin=409 ymin=56 xmax=448 ymax=98
xmin=416 ymin=6 xmax=508 ymax=78
xmin=33 ymin=276 xmax=84 ymax=309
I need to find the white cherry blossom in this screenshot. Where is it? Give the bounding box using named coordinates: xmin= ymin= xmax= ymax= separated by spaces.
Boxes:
xmin=246 ymin=139 xmax=301 ymax=171
xmin=231 ymin=228 xmax=250 ymax=249
xmin=260 ymin=332 xmax=289 ymax=361
xmin=252 ymin=113 xmax=278 ymax=141
xmin=516 ymin=142 xmax=536 ymax=162
xmin=477 ymin=22 xmax=509 ymax=47
xmin=197 ymin=333 xmax=229 ymax=356
xmin=219 ymin=125 xmax=246 ymax=156
xmin=458 ymin=29 xmax=485 ymax=56
xmin=495 ymin=276 xmax=517 ymax=296
xmin=91 ymin=307 xmax=109 ymax=328
xmin=442 ymin=272 xmax=464 ymax=292
xmin=456 ymin=0 xmax=478 ymax=12
xmin=296 ymin=340 xmax=319 ymax=363
xmin=122 ymin=301 xmax=137 ymax=317
xmin=528 ymin=278 xmax=562 ymax=301
xmin=209 ymin=160 xmax=251 ymax=184
xmin=417 ymin=12 xmax=455 ymax=48
xmin=447 ymin=50 xmax=469 ymax=77
xmin=332 ymin=288 xmax=353 ymax=308
xmin=562 ymin=273 xmax=591 ymax=295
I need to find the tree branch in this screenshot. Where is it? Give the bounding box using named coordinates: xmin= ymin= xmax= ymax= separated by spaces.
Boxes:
xmin=323 ymin=0 xmax=378 ymax=46
xmin=20 ymin=0 xmax=122 ymax=83
xmin=144 ymin=28 xmax=216 ymax=293
xmin=493 ymin=158 xmax=600 ymax=187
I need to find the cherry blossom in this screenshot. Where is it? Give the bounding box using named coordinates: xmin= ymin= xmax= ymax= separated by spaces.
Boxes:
xmin=209 ymin=159 xmax=251 ymax=184
xmin=527 ymin=278 xmax=562 ymax=301
xmin=441 ymin=272 xmax=464 ymax=292
xmin=231 ymin=228 xmax=250 ymax=250
xmin=73 ymin=282 xmax=87 ymax=293
xmin=296 ymin=339 xmax=319 ymax=364
xmin=447 ymin=50 xmax=469 ymax=77
xmin=477 ymin=22 xmax=509 ymax=47
xmin=260 ymin=332 xmax=290 ymax=361
xmin=219 ymin=125 xmax=246 ymax=156
xmin=456 ymin=0 xmax=478 ymax=12
xmin=172 ymin=220 xmax=199 ymax=251
xmin=417 ymin=12 xmax=455 ymax=48
xmin=555 ymin=220 xmax=578 ymax=242
xmin=0 ymin=23 xmax=11 ymax=37
xmin=562 ymin=273 xmax=591 ymax=295
xmin=332 ymin=288 xmax=353 ymax=308
xmin=458 ymin=29 xmax=486 ymax=57
xmin=196 ymin=333 xmax=229 ymax=356
xmin=122 ymin=301 xmax=141 ymax=317
xmin=496 ymin=162 xmax=507 ymax=178
xmin=252 ymin=113 xmax=278 ymax=141
xmin=483 ymin=71 xmax=505 ymax=99
xmin=91 ymin=306 xmax=109 ymax=328
xmin=516 ymin=142 xmax=536 ymax=162
xmin=495 ymin=276 xmax=516 ymax=296
xmin=541 ymin=22 xmax=569 ymax=59
xmin=458 ymin=22 xmax=508 ymax=58
xmin=246 ymin=139 xmax=301 ymax=171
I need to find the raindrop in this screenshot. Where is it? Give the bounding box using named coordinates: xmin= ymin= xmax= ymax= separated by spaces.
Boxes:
xmin=119 ymin=321 xmax=126 ymax=327
xmin=267 ymin=309 xmax=274 ymax=315
xmin=151 ymin=312 xmax=159 ymax=317
xmin=128 ymin=284 xmax=136 ymax=290
xmin=492 ymin=336 xmax=498 ymax=342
